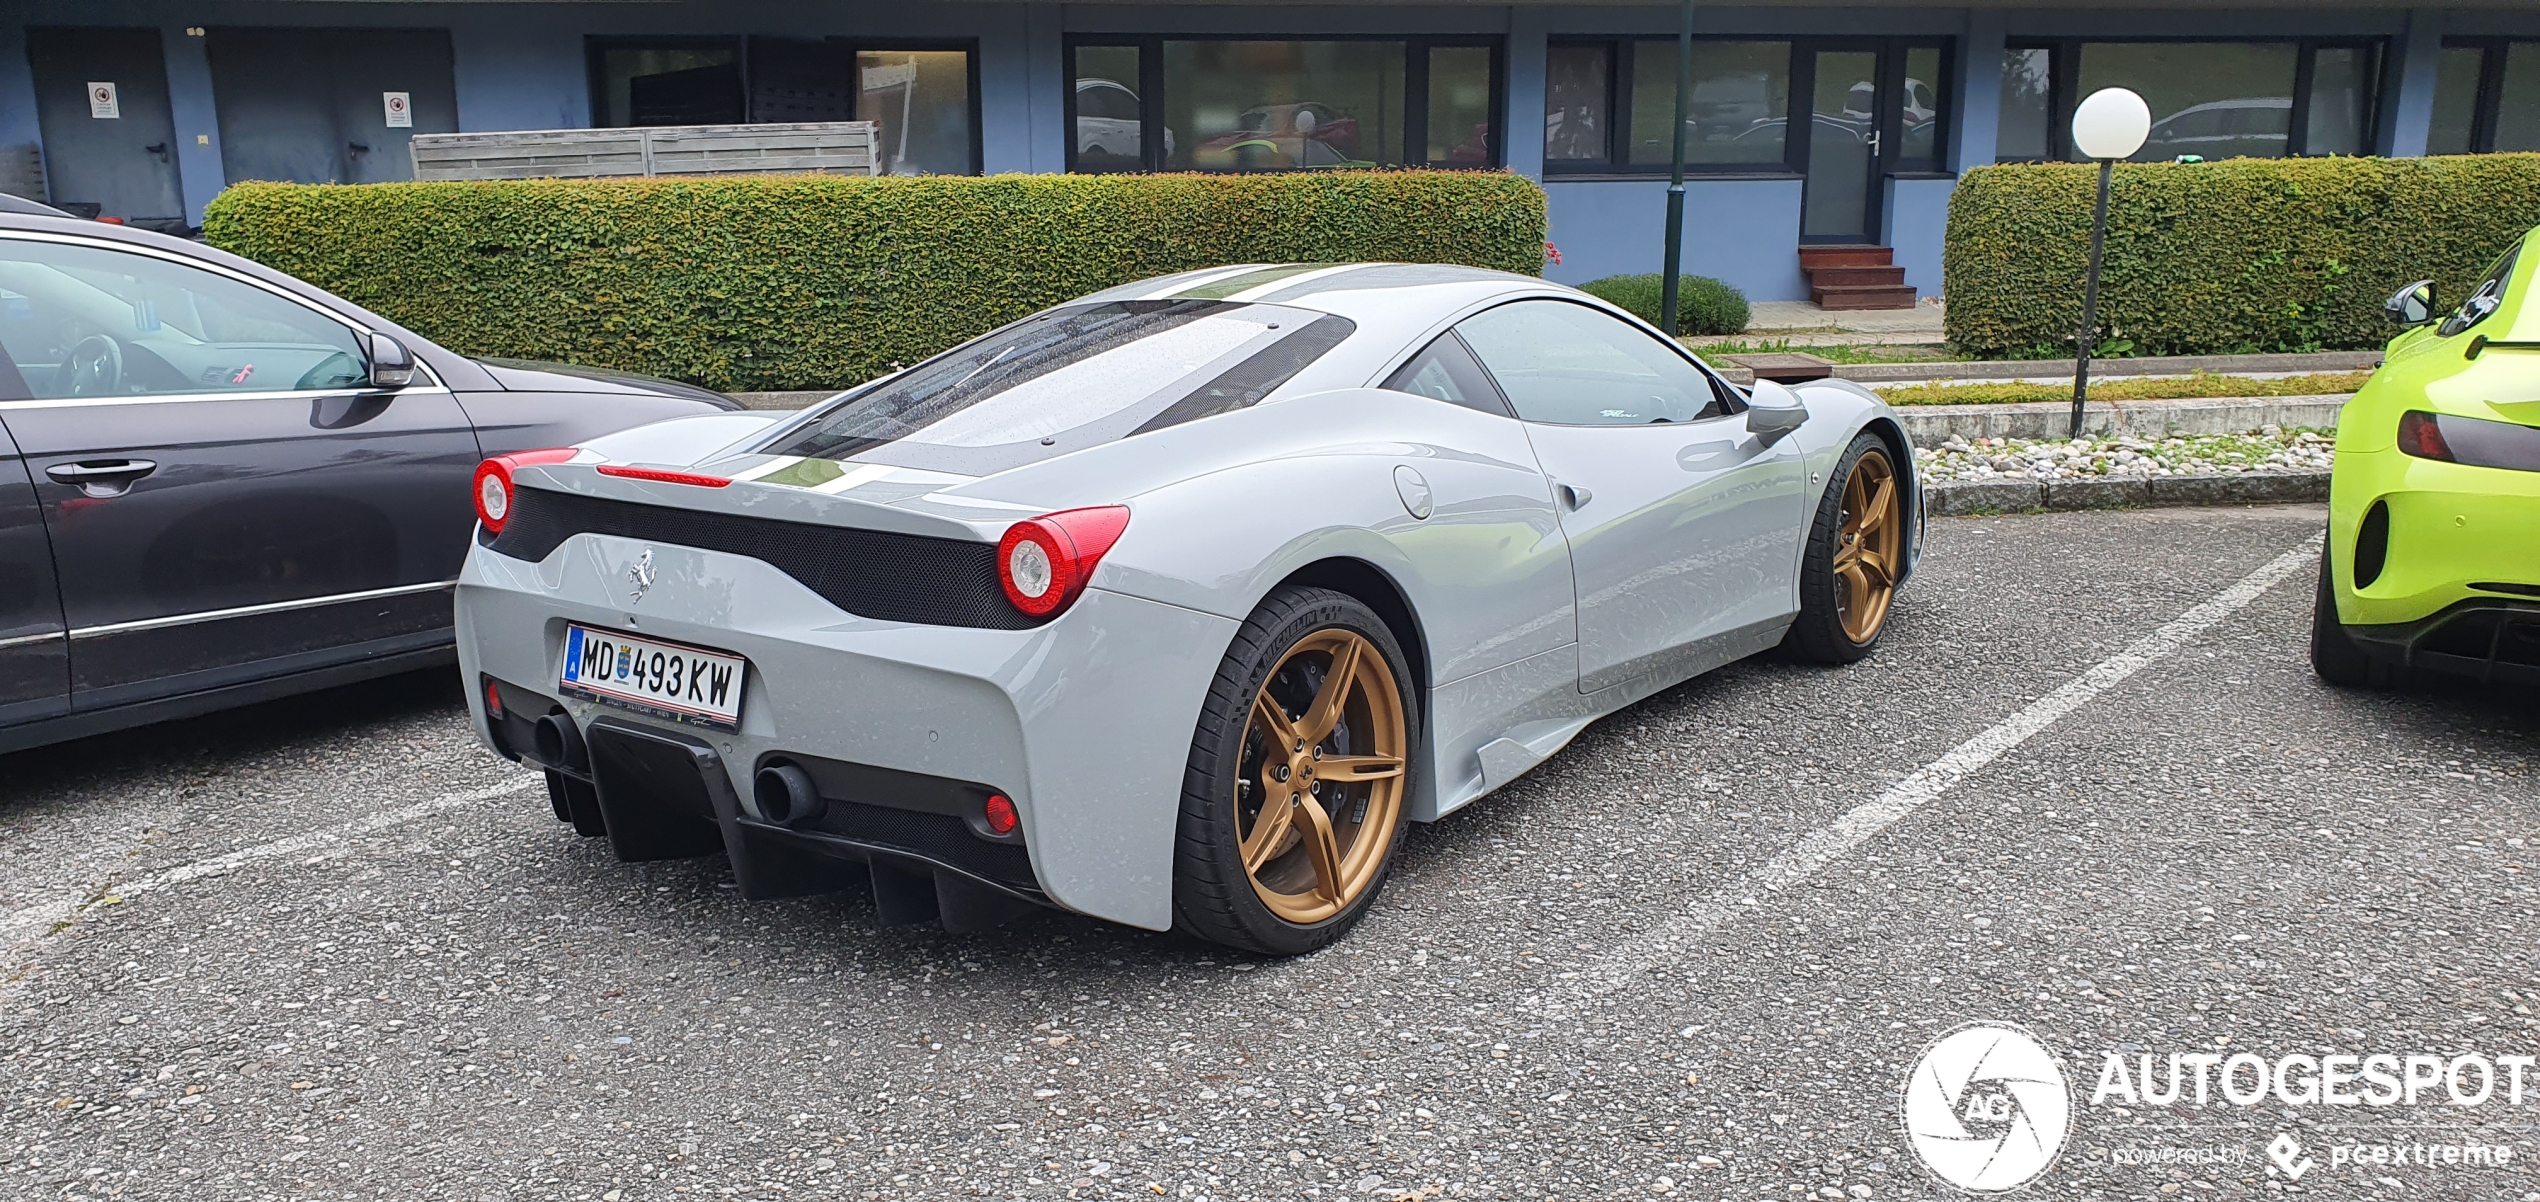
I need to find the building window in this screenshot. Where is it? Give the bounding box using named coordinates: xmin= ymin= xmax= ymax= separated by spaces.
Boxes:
xmin=1997 ymin=39 xmax=2380 ymax=162
xmin=1545 ymin=38 xmax=1943 ymax=178
xmin=2431 ymin=40 xmax=2540 ymax=155
xmin=592 ymin=39 xmax=745 ymax=128
xmin=588 ymin=36 xmax=979 ymax=175
xmin=1064 ymin=37 xmax=1502 ymax=173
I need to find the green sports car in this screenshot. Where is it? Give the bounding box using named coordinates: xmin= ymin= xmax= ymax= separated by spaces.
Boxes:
xmin=2311 ymin=230 xmax=2540 ymax=688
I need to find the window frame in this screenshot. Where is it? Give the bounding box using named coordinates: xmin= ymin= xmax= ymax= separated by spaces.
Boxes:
xmin=1994 ymin=36 xmax=2385 ymax=163
xmin=2434 ymin=38 xmax=2536 ymax=155
xmin=1060 ymin=33 xmax=1506 ymax=174
xmin=585 ymin=35 xmax=985 ymax=174
xmin=1449 ymin=297 xmax=1746 ymax=428
xmin=586 ymin=35 xmax=747 ymax=130
xmin=0 ymin=230 xmax=444 ymax=405
xmin=1540 ymin=36 xmax=1952 ymax=181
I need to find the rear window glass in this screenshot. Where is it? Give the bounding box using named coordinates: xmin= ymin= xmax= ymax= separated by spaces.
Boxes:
xmin=760 ymin=299 xmax=1353 ymax=475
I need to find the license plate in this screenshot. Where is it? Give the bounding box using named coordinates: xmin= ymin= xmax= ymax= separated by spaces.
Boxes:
xmin=559 ymin=625 xmax=747 ymax=730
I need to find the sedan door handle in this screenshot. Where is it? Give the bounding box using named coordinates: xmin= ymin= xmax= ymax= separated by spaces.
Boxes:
xmin=46 ymin=458 xmax=158 ymax=498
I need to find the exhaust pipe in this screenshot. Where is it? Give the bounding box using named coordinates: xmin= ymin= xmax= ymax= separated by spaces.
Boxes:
xmin=754 ymin=761 xmax=825 ymax=828
xmin=532 ymin=712 xmax=587 ymax=773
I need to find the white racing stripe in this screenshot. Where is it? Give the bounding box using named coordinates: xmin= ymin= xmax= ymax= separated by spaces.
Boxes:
xmin=0 ymin=773 xmax=542 ymax=945
xmin=1575 ymin=534 xmax=2324 ymax=997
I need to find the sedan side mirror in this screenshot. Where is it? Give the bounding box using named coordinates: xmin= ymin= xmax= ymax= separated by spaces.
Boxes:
xmin=368 ymin=333 xmax=416 ymax=388
xmin=1746 ymin=379 xmax=1810 ymax=446
xmin=2385 ymin=279 xmax=2438 ymax=328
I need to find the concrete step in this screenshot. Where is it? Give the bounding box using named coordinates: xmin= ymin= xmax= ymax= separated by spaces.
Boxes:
xmin=1813 ymin=284 xmax=1919 ymax=310
xmin=1797 ymin=244 xmax=1893 ymax=269
xmin=1805 ymin=264 xmax=1907 ymax=288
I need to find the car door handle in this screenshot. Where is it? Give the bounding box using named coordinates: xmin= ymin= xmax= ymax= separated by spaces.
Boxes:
xmin=1554 ymin=481 xmax=1592 ymax=511
xmin=46 ymin=459 xmax=158 ymax=498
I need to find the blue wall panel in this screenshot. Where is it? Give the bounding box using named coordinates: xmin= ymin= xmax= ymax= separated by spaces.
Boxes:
xmin=1881 ymin=177 xmax=1954 ymax=300
xmin=1545 ymin=178 xmax=1806 ymax=301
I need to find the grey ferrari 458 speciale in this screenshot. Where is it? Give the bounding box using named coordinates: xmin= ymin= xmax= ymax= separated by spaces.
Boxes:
xmin=456 ymin=263 xmax=1923 ymax=953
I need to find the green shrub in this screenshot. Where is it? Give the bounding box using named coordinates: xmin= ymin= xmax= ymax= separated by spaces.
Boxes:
xmin=1945 ymin=154 xmax=2540 ymax=358
xmin=202 ymin=171 xmax=1548 ymax=392
xmin=1578 ymin=273 xmax=1751 ymax=336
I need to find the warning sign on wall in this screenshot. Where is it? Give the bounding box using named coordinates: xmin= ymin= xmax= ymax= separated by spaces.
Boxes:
xmin=88 ymin=82 xmax=119 ymax=119
xmin=383 ymin=92 xmax=412 ymax=128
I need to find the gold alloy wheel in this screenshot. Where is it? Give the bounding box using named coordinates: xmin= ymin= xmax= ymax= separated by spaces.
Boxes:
xmin=1833 ymin=449 xmax=1903 ymax=644
xmin=1235 ymin=629 xmax=1407 ymax=925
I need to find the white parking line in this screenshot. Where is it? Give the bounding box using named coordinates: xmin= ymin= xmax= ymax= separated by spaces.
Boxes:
xmin=1579 ymin=533 xmax=2324 ymax=997
xmin=0 ymin=772 xmax=541 ymax=946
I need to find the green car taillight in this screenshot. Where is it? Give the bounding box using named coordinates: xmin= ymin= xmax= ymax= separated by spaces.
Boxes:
xmin=2397 ymin=410 xmax=2540 ymax=472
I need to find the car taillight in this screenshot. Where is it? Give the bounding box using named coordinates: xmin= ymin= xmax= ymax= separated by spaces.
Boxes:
xmin=996 ymin=506 xmax=1131 ymax=618
xmin=2398 ymin=409 xmax=2540 ymax=472
xmin=2397 ymin=411 xmax=2454 ymax=462
xmin=472 ymin=448 xmax=578 ymax=535
xmin=596 ymin=465 xmax=731 ymax=488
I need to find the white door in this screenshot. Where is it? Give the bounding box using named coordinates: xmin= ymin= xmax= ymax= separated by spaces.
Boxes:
xmin=1454 ymin=299 xmax=1807 ymax=693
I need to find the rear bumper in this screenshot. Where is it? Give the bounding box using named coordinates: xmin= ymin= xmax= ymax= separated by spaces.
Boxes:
xmin=2330 ymin=449 xmax=2540 ymax=627
xmin=493 ymin=710 xmax=1047 ymax=930
xmin=2345 ymin=598 xmax=2540 ymax=686
xmin=455 ymin=531 xmax=1236 ymax=931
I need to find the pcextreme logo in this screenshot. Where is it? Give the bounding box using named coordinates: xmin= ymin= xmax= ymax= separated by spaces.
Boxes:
xmin=1902 ymin=1022 xmax=2072 ymax=1193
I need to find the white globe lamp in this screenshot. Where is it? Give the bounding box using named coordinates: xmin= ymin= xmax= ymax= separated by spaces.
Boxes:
xmin=2070 ymin=88 xmax=2151 ymax=162
xmin=2065 ymin=87 xmax=2150 ymax=438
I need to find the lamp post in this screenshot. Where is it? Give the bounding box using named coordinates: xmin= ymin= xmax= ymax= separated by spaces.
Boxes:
xmin=1658 ymin=0 xmax=1696 ymax=335
xmin=2066 ymin=87 xmax=2150 ymax=439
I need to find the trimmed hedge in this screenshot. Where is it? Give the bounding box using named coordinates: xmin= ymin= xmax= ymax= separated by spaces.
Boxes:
xmin=1577 ymin=273 xmax=1751 ymax=336
xmin=1944 ymin=154 xmax=2540 ymax=359
xmin=203 ymin=171 xmax=1549 ymax=392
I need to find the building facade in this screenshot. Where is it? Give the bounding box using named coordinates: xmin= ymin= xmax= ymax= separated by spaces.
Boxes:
xmin=5 ymin=3 xmax=2538 ymax=303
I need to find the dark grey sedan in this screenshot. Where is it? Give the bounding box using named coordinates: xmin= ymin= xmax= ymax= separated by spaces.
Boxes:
xmin=0 ymin=210 xmax=737 ymax=752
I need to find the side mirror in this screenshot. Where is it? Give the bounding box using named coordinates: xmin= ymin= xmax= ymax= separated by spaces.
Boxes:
xmin=1746 ymin=379 xmax=1809 ymax=445
xmin=2385 ymin=280 xmax=2437 ymax=328
xmin=368 ymin=333 xmax=416 ymax=388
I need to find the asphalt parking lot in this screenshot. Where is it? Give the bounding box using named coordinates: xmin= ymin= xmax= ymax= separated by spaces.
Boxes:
xmin=2 ymin=502 xmax=2533 ymax=1202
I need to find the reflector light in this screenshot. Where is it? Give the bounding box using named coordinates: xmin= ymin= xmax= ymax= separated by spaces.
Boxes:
xmin=995 ymin=506 xmax=1131 ymax=618
xmin=483 ymin=676 xmax=504 ymax=719
xmin=472 ymin=448 xmax=578 ymax=535
xmin=983 ymin=793 xmax=1019 ymax=835
xmin=596 ymin=465 xmax=732 ymax=488
xmin=2397 ymin=411 xmax=2454 ymax=462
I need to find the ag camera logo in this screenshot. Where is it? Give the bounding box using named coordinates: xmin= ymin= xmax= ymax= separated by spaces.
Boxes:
xmin=1904 ymin=1022 xmax=2072 ymax=1193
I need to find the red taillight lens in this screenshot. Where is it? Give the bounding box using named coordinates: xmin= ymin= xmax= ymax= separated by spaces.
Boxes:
xmin=482 ymin=675 xmax=505 ymax=719
xmin=2396 ymin=411 xmax=2455 ymax=462
xmin=596 ymin=465 xmax=732 ymax=488
xmin=983 ymin=793 xmax=1019 ymax=835
xmin=472 ymin=448 xmax=578 ymax=535
xmin=996 ymin=506 xmax=1131 ymax=618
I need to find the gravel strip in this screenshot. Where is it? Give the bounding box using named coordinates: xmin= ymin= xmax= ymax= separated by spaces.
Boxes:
xmin=1918 ymin=427 xmax=2334 ymax=484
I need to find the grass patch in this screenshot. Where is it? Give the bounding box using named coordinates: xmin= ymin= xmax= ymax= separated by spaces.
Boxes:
xmin=1692 ymin=338 xmax=1960 ymax=365
xmin=1874 ymin=370 xmax=2371 ymax=407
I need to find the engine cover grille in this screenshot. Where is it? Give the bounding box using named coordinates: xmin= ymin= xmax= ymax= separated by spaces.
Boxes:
xmin=486 ymin=486 xmax=1035 ymax=629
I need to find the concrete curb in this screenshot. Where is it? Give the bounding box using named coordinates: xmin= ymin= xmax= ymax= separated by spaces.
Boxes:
xmin=1834 ymin=349 xmax=2378 ymax=384
xmin=1893 ymin=394 xmax=2348 ymax=446
xmin=1706 ymin=349 xmax=2377 ymax=386
xmin=1927 ymin=470 xmax=2329 ymax=516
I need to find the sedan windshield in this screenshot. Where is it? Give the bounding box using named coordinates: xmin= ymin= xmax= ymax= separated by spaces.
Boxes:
xmin=761 ymin=300 xmax=1353 ymax=475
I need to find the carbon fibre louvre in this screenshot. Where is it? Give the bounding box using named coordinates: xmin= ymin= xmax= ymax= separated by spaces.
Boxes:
xmin=486 ymin=487 xmax=1036 ymax=629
